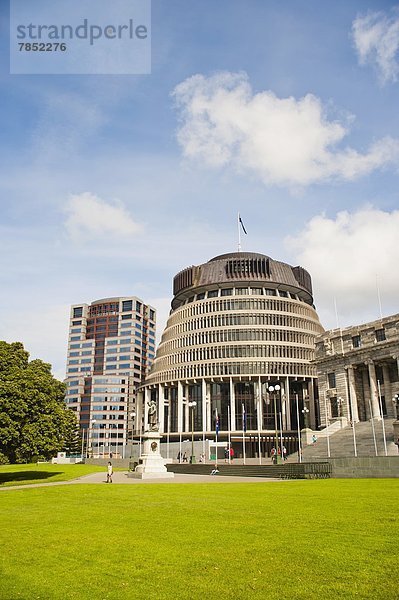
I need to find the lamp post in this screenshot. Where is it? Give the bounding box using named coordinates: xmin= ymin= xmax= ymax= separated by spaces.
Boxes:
xmin=295 ymin=393 xmax=302 ymax=463
xmin=188 ymin=400 xmax=197 ymax=463
xmin=268 ymin=384 xmax=281 ymax=464
xmin=302 ymin=407 xmax=310 ymax=429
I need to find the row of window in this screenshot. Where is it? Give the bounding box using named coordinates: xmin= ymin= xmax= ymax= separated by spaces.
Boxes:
xmin=169 ymin=297 xmax=314 ymax=325
xmin=165 ymin=313 xmax=321 ymax=338
xmin=92 ymin=423 xmax=124 ymax=429
xmin=180 ymin=287 xmax=304 ymax=303
xmin=92 ymin=405 xmax=125 ymax=411
xmin=148 ymin=360 xmax=316 ymax=384
xmin=91 ymin=414 xmax=125 ymax=420
xmin=70 ymin=342 xmax=94 ymax=349
xmin=157 ymin=329 xmax=315 ymax=356
xmin=320 ymin=329 xmax=388 ymax=356
xmin=160 ymin=344 xmax=313 ymax=366
xmin=92 ymin=433 xmax=124 ymax=439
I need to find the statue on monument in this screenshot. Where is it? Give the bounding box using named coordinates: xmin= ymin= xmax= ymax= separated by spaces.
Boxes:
xmin=147 ymin=399 xmax=158 ymax=431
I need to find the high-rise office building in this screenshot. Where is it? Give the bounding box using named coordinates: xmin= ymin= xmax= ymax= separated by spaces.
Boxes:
xmin=64 ymin=296 xmax=156 ymax=457
xmin=139 ymin=252 xmax=324 ymax=459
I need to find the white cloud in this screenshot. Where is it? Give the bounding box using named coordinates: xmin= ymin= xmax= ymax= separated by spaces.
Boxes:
xmin=1 ymin=304 xmax=70 ymax=381
xmin=64 ymin=192 xmax=142 ymax=241
xmin=172 ymin=72 xmax=399 ymax=187
xmin=352 ymin=9 xmax=399 ymax=84
xmin=286 ymin=207 xmax=399 ymax=328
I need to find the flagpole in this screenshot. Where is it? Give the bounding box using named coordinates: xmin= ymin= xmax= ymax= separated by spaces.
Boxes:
xmin=228 ymin=405 xmax=231 ymax=464
xmin=242 ymin=403 xmax=246 ymax=465
xmin=215 ymin=407 xmax=219 ymax=469
xmin=237 ymin=212 xmax=241 ymax=252
xmin=257 ymin=386 xmax=262 ymax=465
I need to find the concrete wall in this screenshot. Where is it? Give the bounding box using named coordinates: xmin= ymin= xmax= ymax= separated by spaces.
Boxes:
xmin=329 ymin=456 xmax=399 ymax=478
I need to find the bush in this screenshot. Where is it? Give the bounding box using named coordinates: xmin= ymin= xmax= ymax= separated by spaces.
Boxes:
xmin=0 ymin=452 xmax=10 ymax=465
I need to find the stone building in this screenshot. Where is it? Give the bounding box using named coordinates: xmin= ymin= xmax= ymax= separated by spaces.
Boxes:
xmin=138 ymin=252 xmax=324 ymax=457
xmin=314 ymin=314 xmax=399 ymax=426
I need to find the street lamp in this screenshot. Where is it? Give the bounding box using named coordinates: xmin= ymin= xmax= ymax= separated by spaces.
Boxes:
xmin=302 ymin=407 xmax=310 ymax=429
xmin=188 ymin=400 xmax=197 ymax=463
xmin=337 ymin=397 xmax=344 ymax=417
xmin=268 ymin=384 xmax=281 ymax=464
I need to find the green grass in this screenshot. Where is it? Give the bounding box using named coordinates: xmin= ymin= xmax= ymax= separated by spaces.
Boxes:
xmin=0 ymin=479 xmax=397 ymax=599
xmin=0 ymin=463 xmax=106 ymax=486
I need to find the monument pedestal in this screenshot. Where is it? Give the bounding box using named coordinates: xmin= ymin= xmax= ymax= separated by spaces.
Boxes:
xmin=128 ymin=431 xmax=174 ymax=479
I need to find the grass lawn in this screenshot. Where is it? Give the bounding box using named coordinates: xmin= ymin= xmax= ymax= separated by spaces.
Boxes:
xmin=0 ymin=479 xmax=397 ymax=599
xmin=0 ymin=463 xmax=107 ymax=487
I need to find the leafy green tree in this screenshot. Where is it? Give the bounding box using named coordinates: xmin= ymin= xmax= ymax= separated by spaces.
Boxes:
xmin=0 ymin=341 xmax=77 ymax=463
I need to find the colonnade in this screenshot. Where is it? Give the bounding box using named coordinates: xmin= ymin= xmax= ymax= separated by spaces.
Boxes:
xmin=138 ymin=376 xmax=317 ymax=434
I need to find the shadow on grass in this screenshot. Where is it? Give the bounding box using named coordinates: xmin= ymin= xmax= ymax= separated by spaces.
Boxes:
xmin=0 ymin=471 xmax=63 ymax=485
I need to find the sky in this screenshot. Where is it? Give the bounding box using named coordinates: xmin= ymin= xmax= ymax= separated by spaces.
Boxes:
xmin=1 ymin=0 xmax=399 ymax=380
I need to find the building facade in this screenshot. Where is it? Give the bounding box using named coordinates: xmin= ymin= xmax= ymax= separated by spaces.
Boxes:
xmin=314 ymin=314 xmax=399 ymax=426
xmin=139 ymin=252 xmax=324 ymax=457
xmin=64 ymin=296 xmax=156 ymax=457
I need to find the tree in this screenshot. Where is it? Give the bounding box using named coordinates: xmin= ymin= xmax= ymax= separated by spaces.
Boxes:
xmin=0 ymin=341 xmax=78 ymax=463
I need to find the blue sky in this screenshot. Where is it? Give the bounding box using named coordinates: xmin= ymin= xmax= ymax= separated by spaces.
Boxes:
xmin=1 ymin=0 xmax=399 ymax=379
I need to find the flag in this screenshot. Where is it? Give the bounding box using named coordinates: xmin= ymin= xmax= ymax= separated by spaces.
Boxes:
xmin=215 ymin=408 xmax=220 ymax=436
xmin=242 ymin=403 xmax=247 ymax=433
xmin=238 ymin=214 xmax=247 ymax=235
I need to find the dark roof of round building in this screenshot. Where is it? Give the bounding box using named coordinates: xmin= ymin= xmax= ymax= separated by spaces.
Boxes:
xmin=172 ymin=251 xmax=314 ymax=308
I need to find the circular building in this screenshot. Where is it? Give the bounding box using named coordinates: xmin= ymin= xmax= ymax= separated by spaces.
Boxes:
xmin=139 ymin=252 xmax=324 ymax=459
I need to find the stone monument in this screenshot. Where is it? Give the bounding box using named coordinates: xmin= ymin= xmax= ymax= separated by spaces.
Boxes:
xmin=129 ymin=400 xmax=174 ymax=479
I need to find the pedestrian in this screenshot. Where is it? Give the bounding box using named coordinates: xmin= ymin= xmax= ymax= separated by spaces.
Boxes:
xmin=271 ymin=447 xmax=276 ymax=464
xmin=282 ymin=446 xmax=287 ymax=461
xmin=199 ymin=453 xmax=205 ymax=463
xmin=224 ymin=448 xmax=229 ymax=462
xmin=182 ymin=452 xmax=188 ymax=462
xmin=106 ymin=461 xmax=113 ymax=483
xmin=177 ymin=451 xmax=181 ymax=463
xmin=229 ymin=447 xmax=234 ymax=462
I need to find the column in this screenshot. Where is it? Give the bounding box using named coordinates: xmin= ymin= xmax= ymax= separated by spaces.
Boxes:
xmin=177 ymin=381 xmax=184 ymax=433
xmin=201 ymin=379 xmax=207 ymax=432
xmin=256 ymin=377 xmax=263 ymax=431
xmin=367 ymin=360 xmax=381 ymax=419
xmin=281 ymin=383 xmax=287 ymax=430
xmin=308 ymin=379 xmax=316 ymax=429
xmin=143 ymin=387 xmax=151 ymax=430
xmin=229 ymin=378 xmax=236 ymax=431
xmin=206 ymin=382 xmax=211 ymax=431
xmin=382 ymin=364 xmax=393 ymax=417
xmin=285 ymin=376 xmax=291 ymax=430
xmin=158 ymin=384 xmax=165 ymax=434
xmin=395 ymin=355 xmax=399 ymax=381
xmin=346 ymin=365 xmax=359 ymax=423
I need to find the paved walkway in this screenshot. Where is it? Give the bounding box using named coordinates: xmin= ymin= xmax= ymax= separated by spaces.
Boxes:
xmin=0 ymin=471 xmax=281 ymax=490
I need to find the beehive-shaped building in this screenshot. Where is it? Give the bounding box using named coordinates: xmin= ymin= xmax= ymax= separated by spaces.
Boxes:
xmin=139 ymin=252 xmax=324 ymax=457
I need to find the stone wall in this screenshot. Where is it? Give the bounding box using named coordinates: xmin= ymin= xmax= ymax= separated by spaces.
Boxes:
xmin=328 ymin=456 xmax=399 ymax=478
